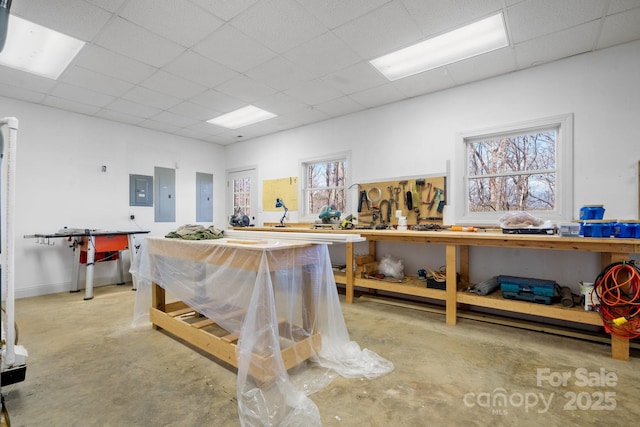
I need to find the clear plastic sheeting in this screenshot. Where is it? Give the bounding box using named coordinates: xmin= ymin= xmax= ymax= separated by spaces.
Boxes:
xmin=132 ymin=237 xmax=393 ymax=426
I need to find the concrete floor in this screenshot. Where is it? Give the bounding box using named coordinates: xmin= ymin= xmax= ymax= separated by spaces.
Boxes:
xmin=3 ymin=284 xmax=640 ymax=426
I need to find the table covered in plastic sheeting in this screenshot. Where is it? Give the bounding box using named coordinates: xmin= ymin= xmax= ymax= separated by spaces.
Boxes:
xmin=131 ymin=236 xmax=393 ymax=426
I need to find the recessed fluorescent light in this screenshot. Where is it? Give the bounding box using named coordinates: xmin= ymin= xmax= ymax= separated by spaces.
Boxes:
xmin=0 ymin=15 xmax=85 ymax=80
xmin=370 ymin=13 xmax=508 ymax=81
xmin=207 ymin=105 xmax=277 ymax=129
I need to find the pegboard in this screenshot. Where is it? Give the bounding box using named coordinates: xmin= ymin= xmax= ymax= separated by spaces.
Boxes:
xmin=356 ymin=175 xmax=446 ymax=227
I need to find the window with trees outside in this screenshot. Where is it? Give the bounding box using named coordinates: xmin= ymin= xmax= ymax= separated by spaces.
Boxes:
xmin=302 ymin=154 xmax=348 ymax=217
xmin=456 ymin=114 xmax=573 ymax=224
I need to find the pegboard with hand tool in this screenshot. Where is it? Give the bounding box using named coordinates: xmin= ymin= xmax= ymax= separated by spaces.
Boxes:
xmin=355 ymin=175 xmax=446 ymax=229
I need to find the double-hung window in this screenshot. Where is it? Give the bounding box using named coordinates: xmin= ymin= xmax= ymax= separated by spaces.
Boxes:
xmin=301 ymin=153 xmax=349 ymax=219
xmin=455 ymin=114 xmax=573 ymax=225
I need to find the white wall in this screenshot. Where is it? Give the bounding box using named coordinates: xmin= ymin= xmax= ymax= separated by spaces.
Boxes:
xmin=225 ymin=40 xmax=640 ymax=289
xmin=1 ymin=99 xmax=226 ymax=298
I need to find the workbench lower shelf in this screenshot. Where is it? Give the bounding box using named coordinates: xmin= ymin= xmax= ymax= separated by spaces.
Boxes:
xmin=150 ymin=300 xmax=322 ymax=383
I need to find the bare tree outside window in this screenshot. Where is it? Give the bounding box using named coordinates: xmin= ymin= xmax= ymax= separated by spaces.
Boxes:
xmin=233 ymin=177 xmax=251 ymax=216
xmin=304 ymin=159 xmax=346 ymax=215
xmin=467 ymin=128 xmax=557 ymax=212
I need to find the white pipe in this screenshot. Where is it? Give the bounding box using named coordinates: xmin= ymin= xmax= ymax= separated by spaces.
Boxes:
xmin=1 ymin=116 xmax=18 ymax=367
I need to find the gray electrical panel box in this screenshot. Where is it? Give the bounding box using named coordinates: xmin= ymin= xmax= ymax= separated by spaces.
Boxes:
xmin=196 ymin=172 xmax=213 ymax=222
xmin=154 ymin=167 xmax=175 ymax=222
xmin=129 ymin=174 xmax=153 ymax=207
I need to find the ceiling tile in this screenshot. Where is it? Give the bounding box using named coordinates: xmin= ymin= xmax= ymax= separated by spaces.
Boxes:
xmin=322 ymin=62 xmax=389 ymax=95
xmin=164 ymin=51 xmax=238 ymax=87
xmin=74 ymin=45 xmax=157 ymax=84
xmin=141 ymin=71 xmax=207 ymax=100
xmin=49 ymin=82 xmax=115 ymax=107
xmin=285 ymin=105 xmax=331 ymax=125
xmin=105 ymin=98 xmax=163 ymax=119
xmin=190 ymin=89 xmax=246 ymax=112
xmin=168 ymin=101 xmax=221 ymax=122
xmin=296 ymin=0 xmax=391 ymax=29
xmin=401 ymin=0 xmax=504 ymax=37
xmin=183 ymin=121 xmax=229 ymax=136
xmin=60 ymin=67 xmax=134 ymax=98
xmin=194 ymin=24 xmax=277 ymax=73
xmin=284 ymin=32 xmax=363 ymax=78
xmin=348 ymin=83 xmax=405 ymax=108
xmin=245 ymin=56 xmax=315 ymax=91
xmin=230 ymin=0 xmax=327 ymax=53
xmin=253 ymin=92 xmax=309 ymax=115
xmin=608 ymin=0 xmax=640 ymax=14
xmin=508 ymin=0 xmax=605 ymax=44
xmin=190 ymin=0 xmax=258 ymax=21
xmin=314 ymin=96 xmax=366 ymax=118
xmin=119 ymin=0 xmax=224 ymax=47
xmin=121 ymin=86 xmax=182 ymax=110
xmin=332 ymin=1 xmax=423 ymax=59
xmin=95 ymin=109 xmax=146 ymax=126
xmin=149 ymin=111 xmax=199 ymax=128
xmin=446 ymin=46 xmax=517 ymax=85
xmin=173 ymin=127 xmax=216 ymax=140
xmin=137 ymin=119 xmax=181 ymax=134
xmin=12 ymin=0 xmax=112 ymax=41
xmin=0 ymin=83 xmax=46 ymax=104
xmin=284 ymin=79 xmax=343 ymax=105
xmin=0 ymin=66 xmax=58 ymax=94
xmin=85 ymin=0 xmax=127 ymax=13
xmin=515 ymin=21 xmax=600 ymax=69
xmin=41 ymin=95 xmax=102 ymax=116
xmin=214 ymin=75 xmax=278 ymax=104
xmin=392 ymin=67 xmax=456 ymax=98
xmin=95 ymin=17 xmax=185 ymax=67
xmin=597 ymin=6 xmax=640 ymax=49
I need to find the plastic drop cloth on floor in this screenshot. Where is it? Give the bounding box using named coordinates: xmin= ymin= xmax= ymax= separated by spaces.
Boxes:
xmin=131 ymin=237 xmax=394 ymax=426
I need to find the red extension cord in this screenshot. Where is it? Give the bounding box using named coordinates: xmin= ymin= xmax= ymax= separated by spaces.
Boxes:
xmin=594 ymin=261 xmax=640 ymax=339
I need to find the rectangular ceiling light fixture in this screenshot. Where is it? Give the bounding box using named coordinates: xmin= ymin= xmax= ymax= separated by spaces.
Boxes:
xmin=0 ymin=15 xmax=85 ymax=80
xmin=207 ymin=105 xmax=277 ymax=129
xmin=370 ymin=13 xmax=508 ymax=81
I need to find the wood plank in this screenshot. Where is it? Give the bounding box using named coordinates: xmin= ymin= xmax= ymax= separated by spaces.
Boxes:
xmin=445 ymin=244 xmax=457 ymax=326
xmin=192 ymin=318 xmax=215 ymax=329
xmin=168 ymin=307 xmax=196 ymax=317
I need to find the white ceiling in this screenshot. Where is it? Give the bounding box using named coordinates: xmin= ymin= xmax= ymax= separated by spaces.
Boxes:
xmin=2 ymin=0 xmax=639 ymax=145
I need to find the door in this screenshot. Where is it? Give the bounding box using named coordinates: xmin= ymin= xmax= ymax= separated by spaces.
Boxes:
xmin=227 ymin=168 xmax=258 ymax=225
xmin=196 ymin=172 xmax=213 ymax=222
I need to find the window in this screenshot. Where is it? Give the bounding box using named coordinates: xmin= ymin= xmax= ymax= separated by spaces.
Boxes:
xmin=232 ymin=176 xmax=252 ymax=217
xmin=455 ymin=114 xmax=573 ymax=225
xmin=301 ymin=153 xmax=349 ymax=218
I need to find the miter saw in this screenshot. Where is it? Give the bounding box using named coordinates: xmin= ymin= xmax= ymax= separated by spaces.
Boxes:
xmin=315 ymin=205 xmax=341 ymax=229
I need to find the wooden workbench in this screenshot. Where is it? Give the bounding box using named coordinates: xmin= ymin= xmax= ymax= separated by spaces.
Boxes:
xmin=237 ymin=226 xmax=640 ymax=361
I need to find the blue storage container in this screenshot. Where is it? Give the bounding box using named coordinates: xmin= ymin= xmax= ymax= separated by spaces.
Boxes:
xmin=614 ymin=221 xmax=640 ymax=238
xmin=583 ymin=220 xmax=615 ymax=238
xmin=579 ymin=205 xmax=605 ymax=220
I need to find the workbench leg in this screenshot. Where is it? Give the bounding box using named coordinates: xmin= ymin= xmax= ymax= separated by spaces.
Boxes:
xmin=70 ymin=239 xmax=81 ymax=293
xmin=152 ymin=282 xmax=165 ymax=331
xmin=302 ymin=264 xmax=318 ymax=334
xmin=611 ymin=335 xmax=630 ymax=361
xmin=345 ymin=242 xmax=354 ymax=304
xmin=117 ymin=250 xmax=125 ymax=285
xmin=84 ymin=235 xmax=96 ymax=300
xmin=128 ymin=235 xmax=139 ymax=290
xmin=445 ymin=244 xmax=457 ymax=325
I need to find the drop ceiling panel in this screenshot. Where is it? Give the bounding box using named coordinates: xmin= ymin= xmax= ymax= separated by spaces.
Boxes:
xmin=296 ymin=0 xmax=392 ymax=29
xmin=49 ymin=82 xmax=115 ymax=107
xmin=190 ymin=0 xmax=259 ymax=21
xmin=230 ymin=0 xmax=326 ymax=53
xmin=95 ymin=17 xmax=185 ymax=67
xmin=60 ymin=67 xmax=134 ymax=98
xmin=137 ymin=119 xmax=181 ymax=134
xmin=141 ymin=70 xmax=207 ymax=100
xmin=190 ymin=89 xmax=245 ymax=112
xmin=245 ymin=56 xmax=315 ymax=91
xmin=0 ymin=67 xmax=58 ymax=94
xmin=149 ymin=110 xmax=199 ymax=128
xmin=446 ymin=47 xmax=517 ymax=85
xmin=119 ymin=0 xmax=224 ymax=47
xmin=85 ymin=0 xmax=127 ymax=13
xmin=253 ymin=92 xmax=309 ymax=115
xmin=164 ymin=51 xmax=238 ymax=88
xmin=0 ymin=83 xmax=46 ymax=104
xmin=42 ymin=95 xmax=101 ymax=116
xmin=515 ymin=21 xmax=600 ymax=69
xmin=314 ymin=96 xmax=366 ymax=118
xmin=74 ymin=45 xmax=157 ymax=84
xmin=348 ymin=83 xmax=405 ymax=108
xmin=507 ymin=0 xmax=606 ymax=44
xmin=95 ymin=109 xmax=145 ymax=126
xmin=597 ymin=6 xmax=640 ymax=49
xmin=106 ymin=98 xmax=163 ymax=119
xmin=392 ymin=68 xmax=457 ymax=98
xmin=168 ymin=101 xmax=221 ymax=122
xmin=12 ymin=0 xmax=112 ymax=41
xmin=284 ymin=32 xmax=363 ymax=78
xmin=214 ymin=75 xmax=278 ymax=104
xmin=332 ymin=2 xmax=423 ymax=59
xmin=284 ymin=80 xmax=344 ymax=106
xmin=193 ymin=25 xmax=277 ymax=73
xmin=122 ymin=86 xmax=182 ymax=111
xmin=322 ymin=62 xmax=389 ymax=95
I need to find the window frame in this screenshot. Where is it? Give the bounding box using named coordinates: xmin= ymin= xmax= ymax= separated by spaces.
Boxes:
xmin=299 ymin=151 xmax=351 ymax=221
xmin=454 ymin=114 xmax=573 ymax=225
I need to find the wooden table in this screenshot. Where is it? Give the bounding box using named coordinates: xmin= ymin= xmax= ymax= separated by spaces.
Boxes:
xmin=237 ymin=227 xmax=640 ymax=361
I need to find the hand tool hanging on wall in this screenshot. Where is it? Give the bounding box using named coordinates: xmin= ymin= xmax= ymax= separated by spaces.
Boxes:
xmin=406 ymin=190 xmax=413 ymax=210
xmin=399 ymin=180 xmax=408 ymax=207
xmin=358 ymin=190 xmax=369 ymax=212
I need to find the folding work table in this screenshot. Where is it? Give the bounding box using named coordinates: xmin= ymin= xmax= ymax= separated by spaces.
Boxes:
xmin=25 ymin=228 xmax=149 ymax=299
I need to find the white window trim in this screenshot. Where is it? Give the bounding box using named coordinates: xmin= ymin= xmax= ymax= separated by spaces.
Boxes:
xmin=453 ymin=113 xmax=573 ymax=226
xmin=299 ymin=151 xmax=351 ymax=222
